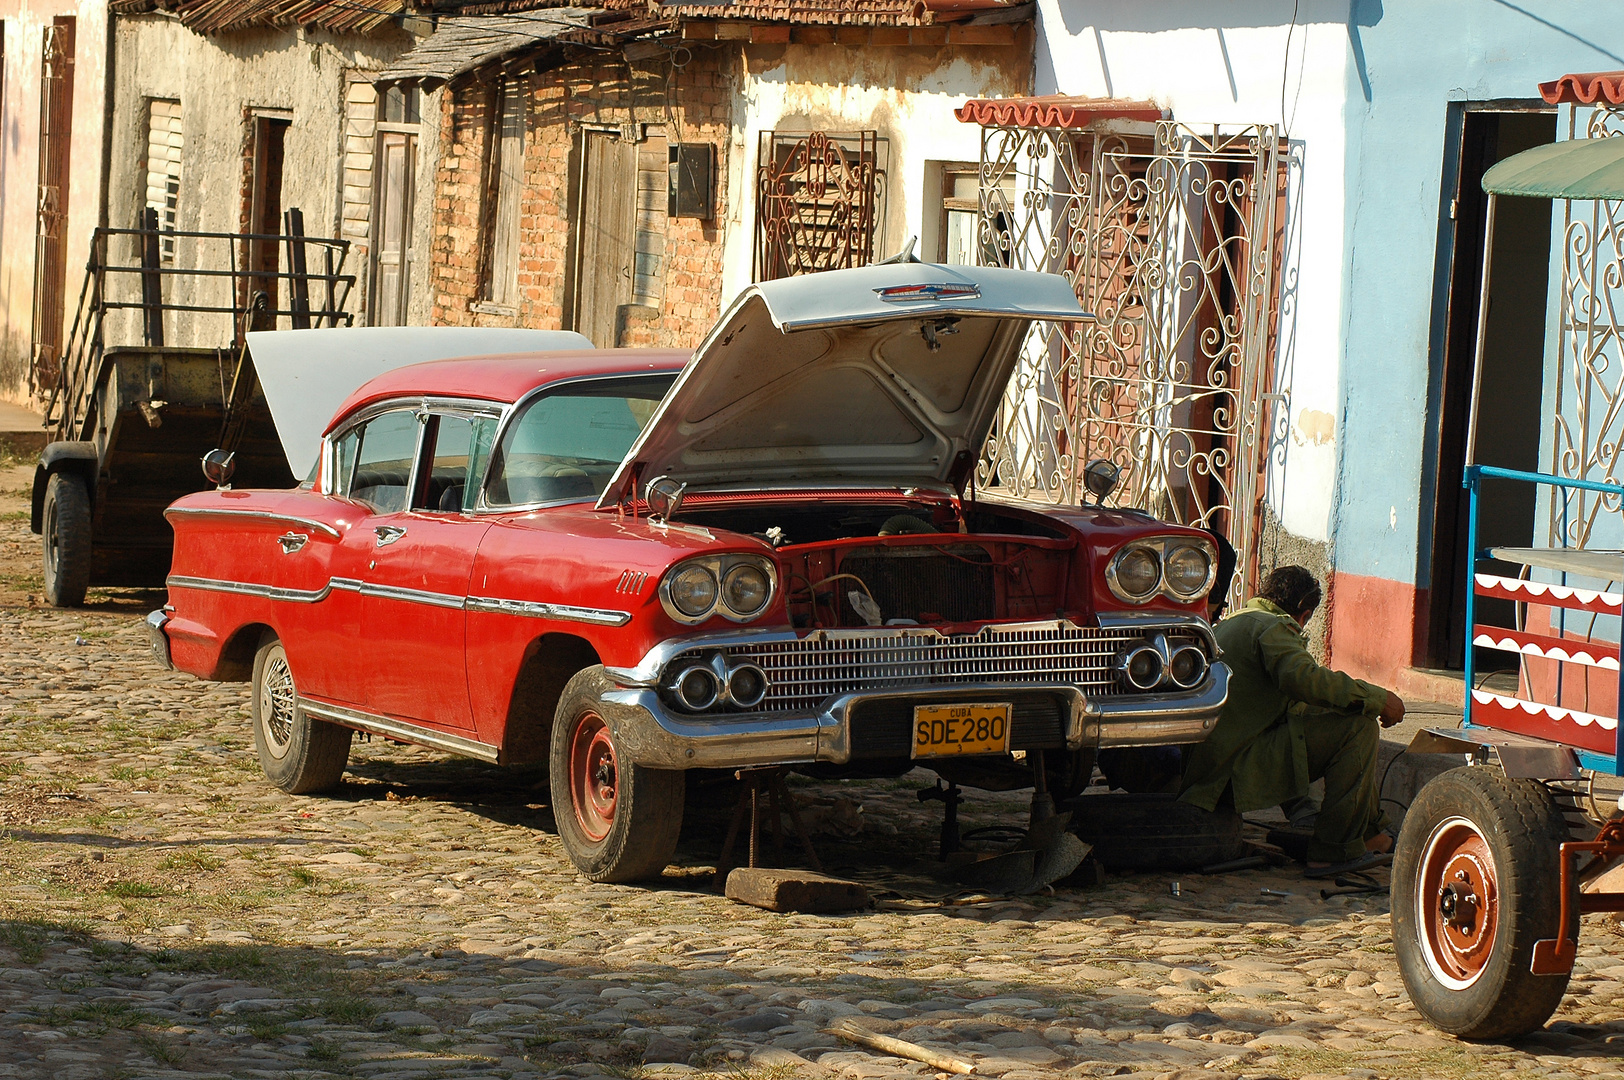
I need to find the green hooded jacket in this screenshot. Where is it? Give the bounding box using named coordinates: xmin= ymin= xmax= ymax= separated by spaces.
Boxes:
xmin=1179 ymin=597 xmax=1389 ymax=813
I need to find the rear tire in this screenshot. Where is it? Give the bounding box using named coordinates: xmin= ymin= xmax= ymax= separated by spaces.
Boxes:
xmin=42 ymin=472 xmax=92 ymax=608
xmin=251 ymin=636 xmax=352 ymax=794
xmin=549 ymin=666 xmax=684 ymax=883
xmin=1392 ymin=766 xmax=1574 ymax=1040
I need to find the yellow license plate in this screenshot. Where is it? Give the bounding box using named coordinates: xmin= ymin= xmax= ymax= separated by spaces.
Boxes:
xmin=912 ymin=703 xmax=1013 ymax=759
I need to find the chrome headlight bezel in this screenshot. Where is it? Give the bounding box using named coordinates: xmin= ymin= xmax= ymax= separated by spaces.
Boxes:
xmin=659 ymin=554 xmax=779 ymax=624
xmin=1106 ymin=537 xmax=1218 ymax=605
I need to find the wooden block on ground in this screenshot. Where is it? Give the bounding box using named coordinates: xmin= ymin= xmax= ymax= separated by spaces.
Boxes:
xmin=725 ymin=868 xmax=870 ymax=913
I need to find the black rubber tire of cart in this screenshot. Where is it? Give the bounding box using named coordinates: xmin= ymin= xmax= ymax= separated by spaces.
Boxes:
xmin=1065 ymin=791 xmax=1245 ymax=870
xmin=42 ymin=472 xmax=92 ymax=608
xmin=251 ymin=636 xmax=353 ymax=795
xmin=1392 ymin=766 xmax=1576 ymax=1040
xmin=549 ymin=666 xmax=684 ymax=883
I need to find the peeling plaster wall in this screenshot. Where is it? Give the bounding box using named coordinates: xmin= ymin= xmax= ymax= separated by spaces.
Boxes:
xmin=0 ymin=0 xmax=110 ymax=407
xmin=103 ymin=15 xmax=413 ymax=349
xmin=721 ymin=37 xmax=1032 ymax=303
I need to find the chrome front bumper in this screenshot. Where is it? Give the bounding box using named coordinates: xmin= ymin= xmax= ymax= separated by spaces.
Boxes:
xmin=598 ymin=662 xmax=1229 ymax=770
xmin=145 ymin=609 xmax=174 ymax=670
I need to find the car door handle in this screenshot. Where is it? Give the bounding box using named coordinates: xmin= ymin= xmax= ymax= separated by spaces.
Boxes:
xmin=374 ymin=525 xmax=407 ymax=547
xmin=276 ymin=532 xmax=308 ymax=554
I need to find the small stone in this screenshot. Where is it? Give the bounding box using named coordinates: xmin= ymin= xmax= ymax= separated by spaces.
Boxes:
xmin=725 ymin=1008 xmax=794 ymax=1032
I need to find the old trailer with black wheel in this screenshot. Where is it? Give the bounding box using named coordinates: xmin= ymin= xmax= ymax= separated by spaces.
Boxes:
xmin=1392 ymin=124 xmax=1624 ymax=1039
xmin=29 ymin=214 xmax=353 ymax=605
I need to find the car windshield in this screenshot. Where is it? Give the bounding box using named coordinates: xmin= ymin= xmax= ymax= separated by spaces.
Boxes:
xmin=484 ymin=374 xmax=677 ymax=506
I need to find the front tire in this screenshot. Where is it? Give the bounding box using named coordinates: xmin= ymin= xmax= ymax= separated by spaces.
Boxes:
xmin=549 ymin=666 xmax=683 ymax=883
xmin=42 ymin=472 xmax=92 ymax=607
xmin=1392 ymin=766 xmax=1575 ymax=1040
xmin=251 ymin=636 xmax=352 ymax=794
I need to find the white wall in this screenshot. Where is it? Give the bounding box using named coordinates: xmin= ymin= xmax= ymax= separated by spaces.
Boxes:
xmin=721 ymin=41 xmax=1032 ymax=306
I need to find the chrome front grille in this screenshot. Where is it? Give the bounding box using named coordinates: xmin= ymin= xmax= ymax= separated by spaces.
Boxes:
xmin=665 ymin=624 xmax=1209 ymax=713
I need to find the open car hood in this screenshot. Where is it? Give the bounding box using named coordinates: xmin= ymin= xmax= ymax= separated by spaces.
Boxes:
xmin=247 ymin=326 xmax=592 ymax=479
xmin=598 ymin=263 xmax=1086 ymax=507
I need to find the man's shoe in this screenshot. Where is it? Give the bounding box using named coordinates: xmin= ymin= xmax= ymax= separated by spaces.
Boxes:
xmin=1303 ymin=851 xmax=1392 ymax=879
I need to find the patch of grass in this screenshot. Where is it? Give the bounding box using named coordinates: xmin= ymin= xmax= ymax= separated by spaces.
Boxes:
xmin=245 ymin=1013 xmax=291 ymax=1040
xmin=320 ymin=991 xmax=377 ymax=1025
xmin=0 ymin=761 xmax=25 ymax=779
xmin=67 ymin=1000 xmax=151 ymax=1031
xmin=133 ymin=1032 xmax=185 ymax=1066
xmin=288 ymin=866 xmax=318 ymax=887
xmin=305 ymin=1035 xmax=343 ymax=1062
xmin=158 ymin=849 xmax=221 ymax=873
xmin=0 ymin=916 xmax=87 ymax=962
xmin=104 ymin=881 xmax=166 ymax=899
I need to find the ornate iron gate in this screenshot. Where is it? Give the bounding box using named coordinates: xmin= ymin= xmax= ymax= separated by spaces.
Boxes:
xmin=973 ymin=119 xmax=1284 ymax=601
xmin=755 ymin=130 xmax=884 ymax=281
xmin=1548 ymin=104 xmax=1624 ymax=547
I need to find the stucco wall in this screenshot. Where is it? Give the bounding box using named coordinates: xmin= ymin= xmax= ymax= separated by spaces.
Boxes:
xmin=103 ymin=16 xmax=414 ymax=349
xmin=720 ymin=36 xmax=1033 ymax=303
xmin=0 ymin=0 xmax=109 ymax=407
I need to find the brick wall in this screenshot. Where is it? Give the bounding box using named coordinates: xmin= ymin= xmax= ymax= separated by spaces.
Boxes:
xmin=428 ymin=47 xmax=732 ymax=348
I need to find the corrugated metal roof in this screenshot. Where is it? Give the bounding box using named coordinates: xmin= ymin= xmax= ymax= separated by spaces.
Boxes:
xmin=374 ymin=10 xmax=601 ymax=86
xmin=955 ymin=95 xmax=1163 ymax=130
xmin=112 ymin=0 xmax=408 ymax=34
xmin=1541 ymin=71 xmax=1624 ymax=107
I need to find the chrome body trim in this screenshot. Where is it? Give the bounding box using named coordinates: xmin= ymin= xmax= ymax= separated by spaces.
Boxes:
xmin=168 ymin=574 xmax=340 ymax=604
xmin=1096 ymin=611 xmax=1220 ymax=655
xmin=168 ymin=572 xmax=621 ymax=624
xmin=163 ymin=506 xmax=341 ymax=539
xmin=463 ymin=596 xmax=632 ymax=626
xmin=598 ymin=664 xmax=1228 ymax=769
xmin=145 ymin=609 xmax=173 ymax=670
xmin=298 ymin=698 xmax=501 ymax=763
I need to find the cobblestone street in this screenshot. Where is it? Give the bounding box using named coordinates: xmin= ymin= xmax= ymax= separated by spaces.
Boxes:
xmin=2 ymin=474 xmax=1623 ymax=1080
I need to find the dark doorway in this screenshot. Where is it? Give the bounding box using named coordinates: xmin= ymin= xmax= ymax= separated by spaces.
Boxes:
xmin=247 ymin=114 xmax=290 ymax=311
xmin=30 ymin=16 xmax=75 ymax=394
xmin=1426 ymin=107 xmax=1557 ymax=670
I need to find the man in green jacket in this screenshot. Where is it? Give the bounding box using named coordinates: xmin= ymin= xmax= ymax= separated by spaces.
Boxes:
xmin=1180 ymin=566 xmax=1406 ymax=877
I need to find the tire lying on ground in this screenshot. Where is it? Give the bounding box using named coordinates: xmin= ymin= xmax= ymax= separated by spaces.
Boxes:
xmin=1392 ymin=765 xmax=1576 ymax=1040
xmin=1066 ymin=792 xmax=1245 ymax=870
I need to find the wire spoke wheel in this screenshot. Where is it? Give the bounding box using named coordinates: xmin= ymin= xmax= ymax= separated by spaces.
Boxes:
xmin=568 ymin=712 xmax=618 ymax=842
xmin=259 ymin=652 xmax=298 ymax=757
xmin=1417 ymin=816 xmax=1500 ymax=990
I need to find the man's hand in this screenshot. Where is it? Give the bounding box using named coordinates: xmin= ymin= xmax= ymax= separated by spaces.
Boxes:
xmin=1379 ymin=692 xmax=1406 ymax=728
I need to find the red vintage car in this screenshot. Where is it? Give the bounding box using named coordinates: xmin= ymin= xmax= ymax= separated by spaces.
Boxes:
xmin=147 ymin=263 xmax=1230 ymax=882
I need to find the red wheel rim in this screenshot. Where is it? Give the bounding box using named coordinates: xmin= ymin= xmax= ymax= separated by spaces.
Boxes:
xmin=568 ymin=712 xmax=618 ymax=843
xmin=1416 ymin=816 xmax=1500 ymax=989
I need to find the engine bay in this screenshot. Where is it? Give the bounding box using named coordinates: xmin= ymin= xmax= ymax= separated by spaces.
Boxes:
xmin=676 ymin=498 xmax=1077 ymax=628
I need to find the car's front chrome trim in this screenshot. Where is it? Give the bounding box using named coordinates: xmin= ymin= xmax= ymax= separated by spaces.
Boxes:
xmin=163 ymin=506 xmax=342 ymax=538
xmin=298 ymin=698 xmax=501 ymax=763
xmin=465 ymin=596 xmax=632 ymax=626
xmin=597 ymin=663 xmax=1228 ymax=769
xmin=168 ymin=573 xmax=627 ymax=626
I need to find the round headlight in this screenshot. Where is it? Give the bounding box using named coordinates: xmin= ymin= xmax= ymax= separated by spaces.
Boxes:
xmin=1112 ymin=546 xmax=1161 ymax=599
xmin=1164 ymin=544 xmax=1213 ymax=598
xmin=722 ymin=563 xmax=771 ymax=618
xmin=668 ymin=564 xmax=719 ymax=619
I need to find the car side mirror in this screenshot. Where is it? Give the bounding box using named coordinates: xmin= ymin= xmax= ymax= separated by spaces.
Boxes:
xmin=1083 ymin=458 xmax=1120 ymax=503
xmin=645 ymin=475 xmax=687 ymax=524
xmin=201 ymin=449 xmax=236 ymax=490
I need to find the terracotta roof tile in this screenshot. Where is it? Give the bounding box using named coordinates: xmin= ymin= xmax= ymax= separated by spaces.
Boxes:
xmin=955 ymin=95 xmax=1164 ymax=129
xmin=1541 ymin=71 xmax=1624 ymax=106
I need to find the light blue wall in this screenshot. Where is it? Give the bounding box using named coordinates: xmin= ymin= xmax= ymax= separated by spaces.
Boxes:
xmin=1333 ymin=0 xmax=1623 ymax=586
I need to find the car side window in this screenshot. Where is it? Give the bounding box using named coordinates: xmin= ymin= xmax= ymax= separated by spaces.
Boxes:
xmin=418 ymin=414 xmax=498 ymax=513
xmin=484 ymin=375 xmax=675 ymax=507
xmin=343 ymin=410 xmax=422 ymax=514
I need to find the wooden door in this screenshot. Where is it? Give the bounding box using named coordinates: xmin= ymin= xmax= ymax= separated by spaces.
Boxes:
xmin=247 ymin=116 xmax=289 ymax=309
xmin=573 ymin=129 xmax=637 ymax=347
xmin=30 ymin=17 xmax=75 ymax=392
xmin=371 ymin=131 xmax=416 ymax=326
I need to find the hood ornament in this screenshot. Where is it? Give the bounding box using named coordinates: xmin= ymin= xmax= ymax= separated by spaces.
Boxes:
xmin=875 ymin=282 xmax=981 ymax=303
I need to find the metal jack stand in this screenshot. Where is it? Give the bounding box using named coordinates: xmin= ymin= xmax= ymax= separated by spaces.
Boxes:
xmin=917 ymin=780 xmax=964 ymax=859
xmin=1028 ymin=749 xmax=1056 ymax=826
xmin=715 ymin=768 xmax=823 ymax=886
